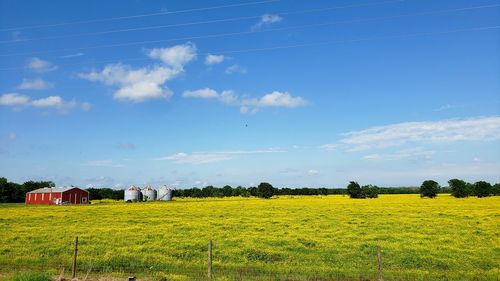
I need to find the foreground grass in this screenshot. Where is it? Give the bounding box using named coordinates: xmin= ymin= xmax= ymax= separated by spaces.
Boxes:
xmin=3 ymin=273 xmax=51 ymax=281
xmin=0 ymin=195 xmax=499 ymax=280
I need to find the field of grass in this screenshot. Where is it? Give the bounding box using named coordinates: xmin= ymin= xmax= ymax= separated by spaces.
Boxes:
xmin=0 ymin=194 xmax=499 ymax=281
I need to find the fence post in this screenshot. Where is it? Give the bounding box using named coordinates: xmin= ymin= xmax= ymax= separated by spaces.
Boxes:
xmin=377 ymin=246 xmax=383 ymax=281
xmin=208 ymin=240 xmax=213 ymax=279
xmin=72 ymin=236 xmax=78 ymax=279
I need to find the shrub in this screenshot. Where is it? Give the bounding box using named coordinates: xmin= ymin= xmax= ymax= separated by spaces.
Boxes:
xmin=420 ymin=180 xmax=440 ymax=198
xmin=474 ymin=181 xmax=492 ymax=198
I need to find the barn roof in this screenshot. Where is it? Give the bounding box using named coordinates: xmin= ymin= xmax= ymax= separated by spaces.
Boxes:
xmin=27 ymin=187 xmax=86 ymax=194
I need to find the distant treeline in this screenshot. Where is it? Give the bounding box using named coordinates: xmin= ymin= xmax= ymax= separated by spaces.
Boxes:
xmin=172 ymin=185 xmax=425 ymax=198
xmin=86 ymin=188 xmax=124 ymax=200
xmin=0 ymin=177 xmax=55 ymax=203
xmin=1 ymin=177 xmax=498 ymax=203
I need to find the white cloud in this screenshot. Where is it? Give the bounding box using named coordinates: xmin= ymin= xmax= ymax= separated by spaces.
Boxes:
xmin=253 ymin=14 xmax=282 ymax=30
xmin=182 ymin=88 xmax=219 ymax=99
xmin=26 ymin=57 xmax=57 ymax=72
xmin=318 ymin=144 xmax=337 ymax=151
xmin=257 ymin=91 xmax=306 ymax=108
xmin=79 ymin=64 xmax=175 ymax=102
xmin=434 ymin=104 xmax=465 ymax=112
xmin=261 ymin=14 xmax=282 ymax=24
xmin=205 ymin=54 xmax=225 ymax=65
xmin=156 ymin=149 xmax=286 ymax=164
xmin=147 ymin=43 xmax=197 ymax=69
xmin=80 ymin=43 xmax=197 ymax=103
xmin=0 ymin=93 xmax=30 ymax=106
xmin=31 ymin=96 xmax=63 ymax=107
xmin=239 ymin=106 xmax=249 ymax=114
xmin=362 ymin=154 xmax=381 ymax=160
xmin=308 ymin=169 xmax=319 ymax=176
xmin=81 ymin=102 xmax=92 ymax=111
xmin=159 ymin=152 xmax=233 ymax=164
xmin=362 ymin=148 xmax=434 ymax=161
xmin=18 ymin=78 xmax=54 ymax=90
xmin=60 ymin=53 xmax=84 ymax=59
xmin=84 ymin=176 xmax=115 ymax=187
xmin=181 ymin=88 xmax=307 ymax=113
xmin=0 ymin=92 xmax=87 ymax=113
xmin=225 ymin=64 xmax=247 ymax=74
xmin=322 ymin=116 xmax=500 ymax=151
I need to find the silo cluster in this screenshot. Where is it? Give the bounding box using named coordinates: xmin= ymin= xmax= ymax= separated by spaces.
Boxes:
xmin=124 ymin=185 xmax=173 ymax=202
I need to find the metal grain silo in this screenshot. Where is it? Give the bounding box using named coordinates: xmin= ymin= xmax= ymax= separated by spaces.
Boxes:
xmin=158 ymin=185 xmax=173 ymax=201
xmin=124 ymin=185 xmax=141 ymax=202
xmin=142 ymin=185 xmax=157 ymax=201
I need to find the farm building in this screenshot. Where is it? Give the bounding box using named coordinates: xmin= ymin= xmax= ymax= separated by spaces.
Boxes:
xmin=26 ymin=186 xmax=89 ymax=205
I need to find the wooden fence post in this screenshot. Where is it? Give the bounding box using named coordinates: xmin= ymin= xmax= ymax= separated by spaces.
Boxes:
xmin=72 ymin=236 xmax=78 ymax=279
xmin=377 ymin=246 xmax=383 ymax=281
xmin=208 ymin=240 xmax=213 ymax=279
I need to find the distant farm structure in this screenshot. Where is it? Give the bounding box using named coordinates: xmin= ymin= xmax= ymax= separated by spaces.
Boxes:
xmin=124 ymin=185 xmax=174 ymax=202
xmin=26 ymin=186 xmax=89 ymax=205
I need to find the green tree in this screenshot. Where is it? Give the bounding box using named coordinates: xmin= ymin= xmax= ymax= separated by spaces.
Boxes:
xmin=492 ymin=183 xmax=500 ymax=196
xmin=347 ymin=181 xmax=364 ymax=198
xmin=474 ymin=181 xmax=492 ymax=198
xmin=420 ymin=180 xmax=440 ymax=198
xmin=86 ymin=188 xmax=103 ymax=200
xmin=222 ymin=185 xmax=233 ymax=197
xmin=0 ymin=177 xmax=14 ymax=203
xmin=257 ymin=182 xmax=275 ymax=199
xmin=448 ymin=179 xmax=469 ymax=198
xmin=362 ymin=185 xmax=379 ymax=198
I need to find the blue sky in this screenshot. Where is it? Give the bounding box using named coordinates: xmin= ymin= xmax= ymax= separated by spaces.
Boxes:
xmin=0 ymin=0 xmax=499 ymax=188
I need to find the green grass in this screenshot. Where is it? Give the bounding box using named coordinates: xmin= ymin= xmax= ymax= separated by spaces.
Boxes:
xmin=0 ymin=195 xmax=499 ymax=280
xmin=3 ymin=273 xmax=51 ymax=281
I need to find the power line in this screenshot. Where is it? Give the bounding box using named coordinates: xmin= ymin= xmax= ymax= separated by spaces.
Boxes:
xmin=0 ymin=25 xmax=497 ymax=71
xmin=0 ymin=0 xmax=406 ymax=44
xmin=0 ymin=0 xmax=279 ymax=32
xmin=216 ymin=26 xmax=500 ymax=55
xmin=0 ymin=3 xmax=498 ymax=58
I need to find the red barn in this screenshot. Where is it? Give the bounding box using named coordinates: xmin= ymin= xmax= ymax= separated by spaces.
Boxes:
xmin=26 ymin=187 xmax=89 ymax=205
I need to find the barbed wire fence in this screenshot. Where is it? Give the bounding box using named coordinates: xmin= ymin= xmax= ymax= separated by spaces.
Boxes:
xmin=3 ymin=236 xmax=392 ymax=281
xmin=10 ymin=235 xmax=492 ymax=281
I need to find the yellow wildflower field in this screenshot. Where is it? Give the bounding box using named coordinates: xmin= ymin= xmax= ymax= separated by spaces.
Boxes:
xmin=0 ymin=194 xmax=499 ymax=280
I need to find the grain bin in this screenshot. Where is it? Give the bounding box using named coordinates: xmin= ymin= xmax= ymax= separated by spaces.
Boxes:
xmin=142 ymin=185 xmax=157 ymax=201
xmin=158 ymin=185 xmax=173 ymax=201
xmin=124 ymin=185 xmax=141 ymax=202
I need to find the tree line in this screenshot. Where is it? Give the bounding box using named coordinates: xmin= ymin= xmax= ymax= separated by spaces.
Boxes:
xmin=0 ymin=178 xmax=126 ymax=202
xmin=0 ymin=177 xmax=55 ymax=203
xmin=418 ymin=179 xmax=499 ymax=198
xmin=172 ymin=183 xmax=424 ymax=198
xmin=86 ymin=188 xmax=124 ymax=200
xmin=175 ymin=180 xmax=498 ymax=199
xmin=346 ymin=179 xmax=499 ymax=199
xmin=0 ymin=177 xmax=498 ymax=202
